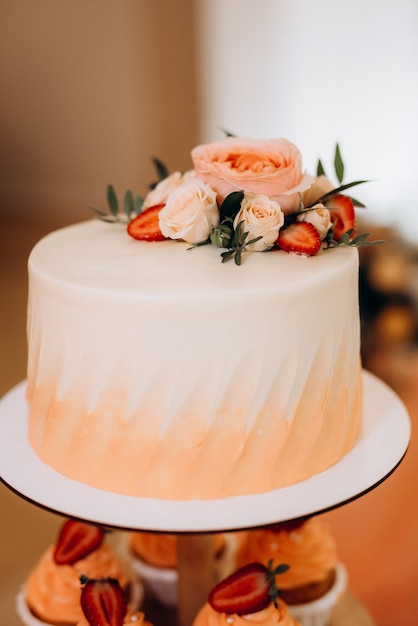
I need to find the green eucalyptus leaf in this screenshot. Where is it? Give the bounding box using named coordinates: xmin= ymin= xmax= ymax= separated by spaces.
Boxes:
xmin=334 ymin=144 xmax=344 ymax=184
xmin=352 ymin=233 xmax=384 ymax=247
xmin=220 ymin=191 xmax=244 ymax=221
xmin=247 ymin=235 xmax=263 ymax=246
xmin=351 ymin=232 xmax=371 ymax=243
xmin=240 ymin=229 xmax=249 ymax=244
xmin=97 ymin=214 xmax=119 ymax=223
xmin=350 ymin=196 xmax=366 ymax=208
xmin=106 ymin=184 xmax=118 ymax=216
xmin=339 ymin=230 xmax=353 ymax=245
xmin=152 ymin=157 xmax=169 ymax=182
xmin=134 ymin=195 xmax=144 ymax=215
xmin=90 ymin=205 xmax=110 ymax=218
xmin=124 ymin=189 xmax=134 ymax=218
xmin=220 ymin=249 xmax=235 ymax=263
xmin=316 ymin=180 xmax=369 ymax=204
xmin=221 ymin=128 xmax=235 ymax=137
xmin=316 ymin=159 xmax=326 ymax=177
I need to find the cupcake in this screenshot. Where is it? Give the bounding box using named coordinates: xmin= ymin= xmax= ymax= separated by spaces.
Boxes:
xmin=76 ymin=576 xmax=152 ymax=626
xmin=237 ymin=516 xmax=347 ymax=626
xmin=193 ymin=562 xmax=301 ymax=626
xmin=129 ymin=531 xmax=234 ymax=607
xmin=16 ymin=518 xmax=141 ymax=626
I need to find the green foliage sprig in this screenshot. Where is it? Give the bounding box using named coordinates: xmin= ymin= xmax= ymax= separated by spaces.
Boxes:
xmin=89 ymin=158 xmax=169 ymax=223
xmin=313 ymin=144 xmax=383 ymax=249
xmin=314 ymin=143 xmax=368 ymax=208
xmin=90 ymin=185 xmax=143 ymax=223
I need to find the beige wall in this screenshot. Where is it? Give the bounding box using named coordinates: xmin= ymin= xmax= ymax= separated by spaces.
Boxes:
xmin=1 ymin=0 xmax=197 ymax=224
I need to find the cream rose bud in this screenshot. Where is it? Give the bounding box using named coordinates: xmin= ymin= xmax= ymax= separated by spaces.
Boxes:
xmin=143 ymin=171 xmax=191 ymax=209
xmin=158 ymin=178 xmax=219 ymax=244
xmin=233 ymin=193 xmax=284 ymax=252
xmin=297 ymin=203 xmax=331 ymax=240
xmin=301 ymin=175 xmax=334 ymax=208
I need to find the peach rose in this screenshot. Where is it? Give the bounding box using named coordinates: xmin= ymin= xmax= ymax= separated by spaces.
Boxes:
xmin=191 ymin=137 xmax=313 ymax=214
xmin=297 ymin=203 xmax=331 ymax=240
xmin=233 ymin=193 xmax=284 ymax=251
xmin=158 ymin=178 xmax=219 ymax=243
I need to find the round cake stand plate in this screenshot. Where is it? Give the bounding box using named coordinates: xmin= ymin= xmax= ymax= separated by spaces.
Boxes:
xmin=0 ymin=371 xmax=410 ymax=532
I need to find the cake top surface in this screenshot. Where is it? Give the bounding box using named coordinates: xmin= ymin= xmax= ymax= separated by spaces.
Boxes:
xmin=29 ymin=219 xmax=358 ymax=299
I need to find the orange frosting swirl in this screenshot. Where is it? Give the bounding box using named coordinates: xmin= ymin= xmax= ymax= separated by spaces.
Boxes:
xmin=131 ymin=532 xmax=226 ymax=568
xmin=76 ymin=610 xmax=151 ymax=626
xmin=193 ymin=600 xmax=300 ymax=626
xmin=131 ymin=533 xmax=178 ymax=568
xmin=25 ymin=543 xmax=129 ymax=624
xmin=237 ymin=517 xmax=337 ymax=589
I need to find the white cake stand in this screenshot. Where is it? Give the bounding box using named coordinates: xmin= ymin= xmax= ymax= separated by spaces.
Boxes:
xmin=0 ymin=370 xmax=411 ymax=626
xmin=0 ymin=370 xmax=410 ymax=532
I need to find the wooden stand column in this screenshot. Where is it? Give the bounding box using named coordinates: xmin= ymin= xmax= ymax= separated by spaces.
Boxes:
xmin=177 ymin=534 xmax=218 ymax=626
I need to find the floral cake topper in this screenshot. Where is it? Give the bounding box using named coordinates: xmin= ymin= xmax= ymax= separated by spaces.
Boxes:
xmin=92 ymin=136 xmax=379 ymax=264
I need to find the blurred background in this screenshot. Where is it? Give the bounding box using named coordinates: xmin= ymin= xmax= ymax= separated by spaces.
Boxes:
xmin=1 ymin=1 xmax=417 ymax=624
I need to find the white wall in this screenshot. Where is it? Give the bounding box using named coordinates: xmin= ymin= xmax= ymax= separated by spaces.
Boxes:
xmin=196 ymin=0 xmax=418 ymax=239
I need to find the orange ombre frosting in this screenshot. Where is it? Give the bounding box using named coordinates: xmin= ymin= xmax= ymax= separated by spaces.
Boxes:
xmin=76 ymin=611 xmax=151 ymax=626
xmin=130 ymin=533 xmax=179 ymax=569
xmin=193 ymin=600 xmax=301 ymax=626
xmin=130 ymin=532 xmax=226 ymax=568
xmin=238 ymin=517 xmax=337 ymax=589
xmin=25 ymin=544 xmax=129 ymax=624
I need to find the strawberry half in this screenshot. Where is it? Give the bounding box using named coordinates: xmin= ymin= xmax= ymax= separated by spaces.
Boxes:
xmin=127 ymin=204 xmax=166 ymax=241
xmin=53 ymin=520 xmax=104 ymax=565
xmin=276 ymin=221 xmax=321 ymax=256
xmin=208 ymin=562 xmax=271 ymax=616
xmin=325 ymin=194 xmax=356 ymax=241
xmin=80 ymin=577 xmax=127 ymax=626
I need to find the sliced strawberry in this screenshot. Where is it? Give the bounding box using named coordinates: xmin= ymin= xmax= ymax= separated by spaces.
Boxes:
xmin=276 ymin=221 xmax=321 ymax=256
xmin=80 ymin=577 xmax=127 ymax=626
xmin=208 ymin=562 xmax=271 ymax=616
xmin=325 ymin=194 xmax=356 ymax=241
xmin=53 ymin=520 xmax=104 ymax=565
xmin=127 ymin=204 xmax=166 ymax=241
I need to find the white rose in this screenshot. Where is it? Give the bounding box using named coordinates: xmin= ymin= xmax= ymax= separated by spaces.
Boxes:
xmin=297 ymin=203 xmax=331 ymax=240
xmin=143 ymin=171 xmax=185 ymax=209
xmin=233 ymin=193 xmax=284 ymax=251
xmin=301 ymin=175 xmax=334 ymax=208
xmin=159 ymin=178 xmax=219 ymax=243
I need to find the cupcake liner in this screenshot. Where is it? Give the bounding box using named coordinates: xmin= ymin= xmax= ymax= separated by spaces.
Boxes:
xmin=16 ymin=587 xmax=49 ymax=626
xmin=288 ymin=562 xmax=348 ymax=626
xmin=130 ymin=556 xmax=178 ymax=607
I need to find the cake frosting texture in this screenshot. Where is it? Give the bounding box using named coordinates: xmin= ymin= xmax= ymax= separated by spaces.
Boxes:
xmin=26 ymin=219 xmax=362 ymax=500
